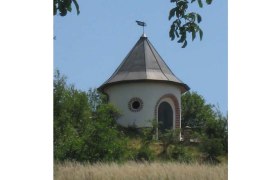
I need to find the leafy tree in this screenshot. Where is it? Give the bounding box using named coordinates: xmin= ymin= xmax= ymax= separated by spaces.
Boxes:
xmin=87 ymin=88 xmax=107 ymax=112
xmin=168 ymin=144 xmax=193 ymax=162
xmin=80 ymin=103 xmax=129 ymax=162
xmin=181 ymin=91 xmax=227 ymax=162
xmin=53 ymin=70 xmax=129 ymax=162
xmin=53 ymin=70 xmax=92 ymax=160
xmin=135 ymin=145 xmax=155 ymax=162
xmin=199 ymin=115 xmax=227 ymax=163
xmin=169 ymin=0 xmax=213 ymax=48
xmin=158 ymin=129 xmax=181 ymax=157
xmin=213 ymin=109 xmax=228 ymax=153
xmin=181 ymin=91 xmax=215 ymax=132
xmin=53 ymin=0 xmax=80 ymax=16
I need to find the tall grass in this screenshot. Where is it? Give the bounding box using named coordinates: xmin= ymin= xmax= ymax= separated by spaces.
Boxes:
xmin=54 ymin=161 xmax=227 ymax=180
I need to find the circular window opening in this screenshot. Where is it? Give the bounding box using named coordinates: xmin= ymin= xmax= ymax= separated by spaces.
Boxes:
xmin=128 ymin=97 xmax=143 ymax=112
xmin=132 ymin=101 xmax=140 ymax=109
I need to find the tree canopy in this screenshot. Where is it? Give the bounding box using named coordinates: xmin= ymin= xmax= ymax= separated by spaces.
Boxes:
xmin=169 ymin=0 xmax=212 ymax=47
xmin=54 ymin=70 xmax=129 ymax=162
xmin=181 ymin=91 xmax=227 ymax=162
xmin=53 ymin=0 xmax=213 ymax=48
xmin=53 ymin=0 xmax=80 ymax=16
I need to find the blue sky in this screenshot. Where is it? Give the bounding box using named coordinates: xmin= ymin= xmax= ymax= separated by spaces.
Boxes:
xmin=54 ymin=0 xmax=227 ymax=114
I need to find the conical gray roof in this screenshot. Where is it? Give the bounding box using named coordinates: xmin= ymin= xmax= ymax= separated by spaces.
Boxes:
xmin=99 ymin=35 xmax=189 ymax=93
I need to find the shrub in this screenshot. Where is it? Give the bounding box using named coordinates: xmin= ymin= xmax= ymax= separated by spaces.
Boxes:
xmin=168 ymin=145 xmax=193 ymax=163
xmin=158 ymin=129 xmax=181 ymax=157
xmin=135 ymin=146 xmax=155 ymax=162
xmin=199 ymin=137 xmax=223 ymax=163
xmin=54 ymin=71 xmax=129 ymax=162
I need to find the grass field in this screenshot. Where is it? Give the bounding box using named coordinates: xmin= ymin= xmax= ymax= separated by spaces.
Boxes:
xmin=54 ymin=161 xmax=227 ymax=180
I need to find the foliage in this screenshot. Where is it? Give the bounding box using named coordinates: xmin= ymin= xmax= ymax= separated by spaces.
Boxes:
xmin=169 ymin=0 xmax=213 ymax=48
xmin=181 ymin=91 xmax=227 ymax=162
xmin=140 ymin=119 xmax=158 ymax=143
xmin=202 ymin=108 xmax=227 ymax=151
xmin=53 ymin=70 xmax=129 ymax=162
xmin=199 ymin=137 xmax=223 ymax=163
xmin=133 ymin=120 xmax=157 ymax=161
xmin=87 ymin=88 xmax=107 ymax=111
xmin=53 ymin=0 xmax=80 ymax=16
xmin=54 ymin=70 xmax=92 ymax=160
xmin=158 ymin=129 xmax=181 ymax=157
xmin=119 ymin=119 xmax=157 ymax=142
xmin=79 ymin=103 xmax=130 ymax=162
xmin=216 ymin=109 xmax=228 ymax=153
xmin=199 ymin=112 xmax=227 ymax=162
xmin=135 ymin=146 xmax=155 ymax=162
xmin=181 ymin=91 xmax=215 ymax=132
xmin=168 ymin=144 xmax=193 ymax=162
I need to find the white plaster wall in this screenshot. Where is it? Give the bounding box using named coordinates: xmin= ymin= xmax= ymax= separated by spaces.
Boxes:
xmin=104 ymin=82 xmax=181 ymax=127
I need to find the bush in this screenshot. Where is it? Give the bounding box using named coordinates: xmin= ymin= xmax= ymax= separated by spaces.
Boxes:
xmin=54 ymin=71 xmax=129 ymax=162
xmin=158 ymin=129 xmax=181 ymax=158
xmin=135 ymin=146 xmax=155 ymax=162
xmin=168 ymin=145 xmax=193 ymax=163
xmin=199 ymin=137 xmax=223 ymax=163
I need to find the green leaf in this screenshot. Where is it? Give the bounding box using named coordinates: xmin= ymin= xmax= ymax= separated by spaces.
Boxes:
xmin=169 ymin=27 xmax=175 ymax=41
xmin=191 ymin=30 xmax=196 ymax=41
xmin=177 ymin=0 xmax=187 ymax=11
xmin=67 ymin=6 xmax=72 ymax=12
xmin=199 ymin=28 xmax=203 ymax=40
xmin=60 ymin=9 xmax=67 ymax=16
xmin=171 ymin=34 xmax=175 ymax=41
xmin=197 ymin=14 xmax=202 ymax=23
xmin=191 ymin=0 xmax=196 ymax=3
xmin=175 ymin=8 xmax=179 ymax=18
xmin=206 ymin=0 xmax=213 ymax=5
xmin=169 ymin=8 xmax=176 ymax=20
xmin=53 ymin=4 xmax=57 ymax=15
xmin=175 ymin=19 xmax=181 ymax=26
xmin=175 ymin=30 xmax=179 ymax=38
xmin=178 ymin=33 xmax=185 ymax=43
xmin=182 ymin=40 xmax=188 ymax=48
xmin=177 ymin=37 xmax=184 ymax=43
xmin=73 ymin=0 xmax=80 ymax=15
xmin=188 ymin=13 xmax=196 ymax=22
xmin=65 ymin=0 xmax=72 ymax=7
xmin=197 ymin=0 xmax=203 ymax=8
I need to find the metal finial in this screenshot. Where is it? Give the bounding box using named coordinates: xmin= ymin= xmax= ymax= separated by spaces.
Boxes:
xmin=136 ymin=20 xmax=147 ymax=35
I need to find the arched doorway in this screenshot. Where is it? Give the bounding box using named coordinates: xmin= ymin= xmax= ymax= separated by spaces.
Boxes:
xmin=158 ymin=101 xmax=173 ymax=132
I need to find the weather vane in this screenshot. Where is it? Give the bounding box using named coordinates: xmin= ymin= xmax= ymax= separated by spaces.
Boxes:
xmin=136 ymin=20 xmax=147 ymax=34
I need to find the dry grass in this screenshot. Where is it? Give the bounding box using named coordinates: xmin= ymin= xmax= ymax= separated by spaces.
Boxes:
xmin=54 ymin=161 xmax=227 ymax=180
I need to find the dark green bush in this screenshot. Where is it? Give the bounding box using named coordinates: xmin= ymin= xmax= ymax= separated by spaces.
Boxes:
xmin=197 ymin=117 xmax=227 ymax=163
xmin=168 ymin=145 xmax=193 ymax=163
xmin=199 ymin=137 xmax=223 ymax=163
xmin=181 ymin=91 xmax=228 ymax=163
xmin=135 ymin=146 xmax=155 ymax=162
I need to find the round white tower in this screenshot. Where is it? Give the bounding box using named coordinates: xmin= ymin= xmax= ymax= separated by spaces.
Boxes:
xmin=99 ymin=35 xmax=189 ymax=131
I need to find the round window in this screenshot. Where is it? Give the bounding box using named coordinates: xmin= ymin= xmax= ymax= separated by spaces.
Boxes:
xmin=128 ymin=97 xmax=143 ymax=112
